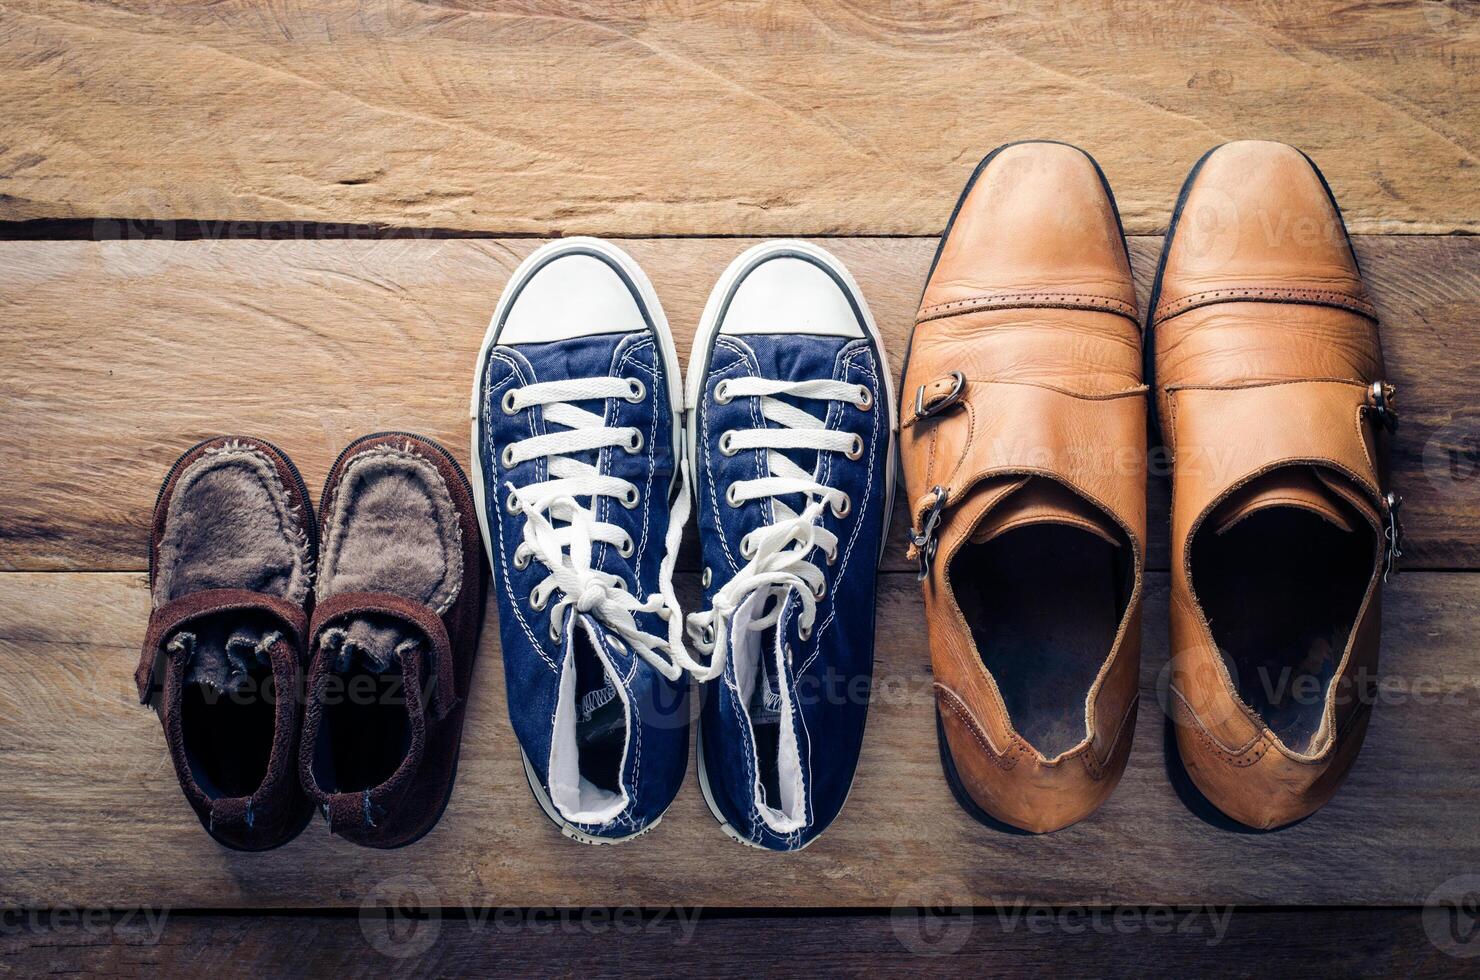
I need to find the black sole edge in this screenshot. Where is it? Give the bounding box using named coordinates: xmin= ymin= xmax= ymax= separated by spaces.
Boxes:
xmin=933 ymin=707 xmax=1034 ymax=836
xmin=1141 ymin=143 xmax=1221 ymax=446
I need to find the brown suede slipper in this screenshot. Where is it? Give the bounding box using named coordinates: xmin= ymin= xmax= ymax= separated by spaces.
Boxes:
xmin=298 ymin=432 xmax=487 ymax=848
xmin=135 ymin=436 xmax=318 ymax=851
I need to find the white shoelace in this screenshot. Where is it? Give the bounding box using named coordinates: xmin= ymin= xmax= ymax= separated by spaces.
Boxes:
xmin=677 ymin=377 xmax=871 ymax=682
xmin=501 ymin=376 xmax=691 ymax=681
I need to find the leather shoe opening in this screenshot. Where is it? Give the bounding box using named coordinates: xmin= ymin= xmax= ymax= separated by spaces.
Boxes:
xmin=1191 ymin=467 xmax=1376 ymax=754
xmin=951 ymin=478 xmax=1133 ymax=759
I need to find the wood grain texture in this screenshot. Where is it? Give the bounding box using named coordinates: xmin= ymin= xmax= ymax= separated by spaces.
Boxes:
xmin=1 ymin=909 xmax=1472 ymax=978
xmin=2 ymin=236 xmax=1477 ymax=573
xmin=1 ymin=1 xmax=1477 ymax=235
xmin=1 ymin=569 xmax=1476 ymax=909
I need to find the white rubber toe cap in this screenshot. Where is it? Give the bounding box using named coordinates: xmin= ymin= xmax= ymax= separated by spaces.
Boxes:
xmin=719 ymin=254 xmax=864 ymax=338
xmin=499 ymin=251 xmax=646 ymax=344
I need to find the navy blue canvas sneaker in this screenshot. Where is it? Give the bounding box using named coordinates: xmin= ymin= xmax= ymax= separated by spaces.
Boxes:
xmin=679 ymin=241 xmax=895 ymax=850
xmin=470 ymin=238 xmax=692 ymax=844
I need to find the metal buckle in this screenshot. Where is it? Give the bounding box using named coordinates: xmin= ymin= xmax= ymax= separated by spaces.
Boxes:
xmin=914 ymin=371 xmax=966 ymax=421
xmin=1383 ymin=492 xmax=1404 ymax=582
xmin=909 ymin=486 xmax=949 ymax=581
xmin=1367 ymin=381 xmax=1398 ymax=433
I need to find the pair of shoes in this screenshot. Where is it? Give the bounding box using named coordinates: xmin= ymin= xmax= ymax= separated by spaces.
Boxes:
xmin=136 ymin=433 xmax=487 ymax=849
xmin=472 ymin=238 xmax=895 ymax=849
xmin=901 ymin=140 xmax=1397 ymax=832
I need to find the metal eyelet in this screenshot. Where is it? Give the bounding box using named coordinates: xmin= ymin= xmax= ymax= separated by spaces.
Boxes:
xmin=513 ymin=548 xmax=530 ymax=570
xmin=625 ymin=378 xmax=646 ymax=403
xmin=714 ymin=381 xmax=733 ymax=405
xmin=739 ymin=536 xmax=756 ymax=559
xmin=502 ymin=389 xmax=520 ymax=415
xmin=812 ymin=580 xmax=827 ymax=600
xmin=501 ymin=445 xmax=516 ymax=468
xmin=832 ymin=495 xmax=852 ymax=519
xmin=844 ymin=434 xmax=864 ymax=460
xmin=825 ymin=548 xmax=838 ymax=566
xmin=797 ymin=621 xmax=813 ymax=641
xmin=625 ymin=429 xmax=644 ymax=454
xmin=618 ymin=537 xmax=635 ymax=558
xmin=701 ymin=566 xmax=712 ymax=588
xmin=621 ymin=486 xmax=641 ymax=509
xmin=719 ymin=431 xmax=738 ymax=456
xmin=505 ymin=490 xmax=521 ymax=515
xmin=855 ymin=386 xmax=873 ymax=411
xmin=549 ymin=619 xmax=563 ymax=643
xmin=725 ymin=484 xmax=742 ymax=507
xmin=700 ymin=624 xmax=716 ymax=646
xmin=529 ymin=589 xmax=548 ymax=611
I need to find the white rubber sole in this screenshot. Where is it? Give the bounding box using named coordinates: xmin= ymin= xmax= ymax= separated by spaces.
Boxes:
xmin=685 ymin=239 xmax=897 ymax=850
xmin=469 ymin=237 xmax=686 ymax=845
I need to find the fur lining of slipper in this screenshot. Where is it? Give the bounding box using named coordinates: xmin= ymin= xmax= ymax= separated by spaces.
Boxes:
xmin=317 ymin=442 xmax=463 ymax=615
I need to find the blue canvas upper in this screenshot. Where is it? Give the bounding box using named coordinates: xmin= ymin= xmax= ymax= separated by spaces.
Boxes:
xmin=691 ymin=327 xmax=888 ymax=850
xmin=477 ymin=321 xmax=689 ymax=840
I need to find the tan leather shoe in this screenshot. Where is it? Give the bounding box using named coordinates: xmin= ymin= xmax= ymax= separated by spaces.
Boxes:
xmin=900 ymin=141 xmax=1147 ymax=833
xmin=1149 ymin=141 xmax=1399 ymax=830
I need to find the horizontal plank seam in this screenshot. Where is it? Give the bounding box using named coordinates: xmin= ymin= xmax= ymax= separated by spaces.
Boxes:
xmin=1 ymin=222 xmax=1475 ymax=243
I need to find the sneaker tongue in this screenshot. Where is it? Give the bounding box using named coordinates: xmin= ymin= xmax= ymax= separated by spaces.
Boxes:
xmin=1210 ymin=466 xmax=1372 ymax=536
xmin=967 ymin=477 xmax=1122 ymax=547
xmin=749 ymin=630 xmax=785 ymax=725
xmin=729 ymin=588 xmax=787 ymax=722
xmin=573 ymin=631 xmax=625 ymax=749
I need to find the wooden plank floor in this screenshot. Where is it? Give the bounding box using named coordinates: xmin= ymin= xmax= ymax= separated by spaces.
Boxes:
xmin=3 ymin=569 xmax=1479 ymax=909
xmin=2 ymin=235 xmax=1478 ymax=910
xmin=4 ymin=909 xmax=1474 ymax=978
xmin=1 ymin=1 xmax=1477 ymax=235
xmin=3 ymin=237 xmax=1478 ymax=573
xmin=2 ymin=3 xmax=1479 ymax=972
